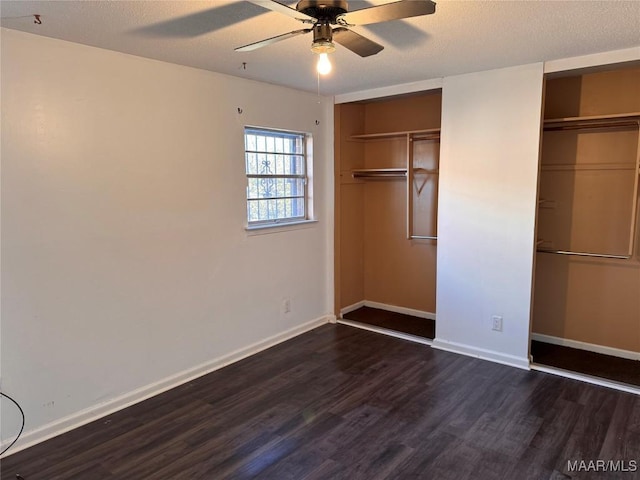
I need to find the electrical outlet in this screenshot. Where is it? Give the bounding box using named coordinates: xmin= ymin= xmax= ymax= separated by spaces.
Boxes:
xmin=491 ymin=315 xmax=503 ymax=332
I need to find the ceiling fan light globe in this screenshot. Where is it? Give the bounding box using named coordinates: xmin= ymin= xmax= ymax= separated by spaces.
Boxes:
xmin=311 ymin=40 xmax=336 ymax=54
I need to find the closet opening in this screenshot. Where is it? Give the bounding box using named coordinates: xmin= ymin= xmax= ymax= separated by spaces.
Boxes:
xmin=334 ymin=90 xmax=442 ymax=342
xmin=531 ymin=64 xmax=640 ymax=388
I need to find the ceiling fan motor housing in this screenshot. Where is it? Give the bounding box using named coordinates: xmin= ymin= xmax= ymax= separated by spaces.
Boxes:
xmin=237 ymin=0 xmax=435 ymax=58
xmin=297 ymin=0 xmax=348 ymax=22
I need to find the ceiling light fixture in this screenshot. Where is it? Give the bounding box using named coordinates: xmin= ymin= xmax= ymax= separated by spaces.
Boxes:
xmin=311 ymin=23 xmax=334 ymax=75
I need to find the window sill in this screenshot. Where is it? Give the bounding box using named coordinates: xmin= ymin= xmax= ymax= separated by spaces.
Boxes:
xmin=245 ymin=219 xmax=318 ymax=236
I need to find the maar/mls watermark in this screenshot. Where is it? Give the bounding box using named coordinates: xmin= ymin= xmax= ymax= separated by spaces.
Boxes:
xmin=567 ymin=459 xmax=638 ymax=473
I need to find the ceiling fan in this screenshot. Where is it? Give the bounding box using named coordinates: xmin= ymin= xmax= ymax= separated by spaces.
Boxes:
xmin=235 ymin=0 xmax=436 ymax=73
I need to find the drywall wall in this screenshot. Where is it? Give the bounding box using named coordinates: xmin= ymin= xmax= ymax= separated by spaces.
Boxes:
xmin=0 ymin=29 xmax=333 ymax=452
xmin=433 ymin=63 xmax=544 ymax=368
xmin=544 ymin=47 xmax=640 ymax=75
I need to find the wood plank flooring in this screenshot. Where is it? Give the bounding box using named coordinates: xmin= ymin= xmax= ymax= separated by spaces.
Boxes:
xmin=2 ymin=324 xmax=639 ymax=480
xmin=342 ymin=307 xmax=435 ymax=340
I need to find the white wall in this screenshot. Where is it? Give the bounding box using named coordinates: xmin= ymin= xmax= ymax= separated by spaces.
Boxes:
xmin=0 ymin=29 xmax=334 ymax=452
xmin=433 ymin=63 xmax=544 ymax=369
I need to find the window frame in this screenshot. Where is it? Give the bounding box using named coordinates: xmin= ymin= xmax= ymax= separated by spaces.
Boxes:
xmin=243 ymin=126 xmax=312 ymax=228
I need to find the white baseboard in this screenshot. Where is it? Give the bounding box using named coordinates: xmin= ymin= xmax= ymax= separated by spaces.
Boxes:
xmin=340 ymin=300 xmax=436 ymax=321
xmin=363 ymin=301 xmax=436 ymax=320
xmin=531 ymin=333 xmax=640 ymax=361
xmin=339 ymin=301 xmax=366 ymax=316
xmin=431 ymin=338 xmax=530 ymax=370
xmin=1 ymin=315 xmax=331 ymax=457
xmin=337 ymin=319 xmax=432 ymax=346
xmin=530 ymin=364 xmax=640 ymax=396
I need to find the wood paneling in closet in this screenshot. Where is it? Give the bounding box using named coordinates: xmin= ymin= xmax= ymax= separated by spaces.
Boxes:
xmin=533 ymin=67 xmax=640 ymax=354
xmin=335 ymin=92 xmax=441 ymax=314
xmin=334 ymin=103 xmax=366 ymax=312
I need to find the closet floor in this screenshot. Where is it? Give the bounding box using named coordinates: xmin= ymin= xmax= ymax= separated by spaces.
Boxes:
xmin=341 ymin=306 xmax=435 ymax=340
xmin=531 ymin=340 xmax=640 ymax=387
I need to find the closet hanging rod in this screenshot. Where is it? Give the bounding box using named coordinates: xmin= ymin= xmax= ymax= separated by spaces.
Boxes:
xmin=350 ymin=128 xmax=440 ymax=141
xmin=537 ymin=249 xmax=631 ymax=260
xmin=540 ymin=163 xmax=636 ymax=172
xmin=411 ymin=135 xmax=441 ymax=141
xmin=353 ymin=173 xmax=406 ymax=178
xmin=410 ymin=235 xmax=437 ymax=240
xmin=544 ymin=120 xmax=639 ymax=132
xmin=352 ymin=169 xmax=406 ymax=179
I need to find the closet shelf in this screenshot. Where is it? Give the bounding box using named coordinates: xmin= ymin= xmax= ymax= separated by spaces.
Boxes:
xmin=350 ymin=128 xmax=441 ymax=141
xmin=544 ymin=112 xmax=640 ymax=131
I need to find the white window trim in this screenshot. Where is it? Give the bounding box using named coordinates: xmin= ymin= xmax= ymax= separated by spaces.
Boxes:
xmin=245 ymin=219 xmax=319 ymax=236
xmin=243 ymin=126 xmax=314 ymax=229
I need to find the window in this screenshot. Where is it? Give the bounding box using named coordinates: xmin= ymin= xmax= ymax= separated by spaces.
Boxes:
xmin=244 ymin=127 xmax=310 ymax=226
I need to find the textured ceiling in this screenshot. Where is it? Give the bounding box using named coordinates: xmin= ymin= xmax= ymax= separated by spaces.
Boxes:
xmin=2 ymin=1 xmax=639 ymax=96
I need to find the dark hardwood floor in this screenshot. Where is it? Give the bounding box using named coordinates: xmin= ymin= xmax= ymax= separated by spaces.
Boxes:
xmin=531 ymin=340 xmax=640 ymax=388
xmin=342 ymin=307 xmax=435 ymax=340
xmin=2 ymin=324 xmax=639 ymax=479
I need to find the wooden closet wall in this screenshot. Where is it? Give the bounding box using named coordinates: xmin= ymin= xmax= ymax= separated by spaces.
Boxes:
xmin=334 ymin=92 xmax=442 ymax=315
xmin=533 ymin=66 xmax=640 ymax=354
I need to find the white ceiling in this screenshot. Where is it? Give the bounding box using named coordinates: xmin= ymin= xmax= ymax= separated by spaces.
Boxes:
xmin=2 ymin=1 xmax=639 ymax=96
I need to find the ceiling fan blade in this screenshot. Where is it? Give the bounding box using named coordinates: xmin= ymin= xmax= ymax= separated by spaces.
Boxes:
xmin=340 ymin=0 xmax=436 ymax=26
xmin=235 ymin=28 xmax=312 ymax=52
xmin=245 ymin=0 xmax=315 ymax=22
xmin=333 ymin=28 xmax=384 ymax=57
xmin=131 ymin=2 xmax=267 ymax=38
